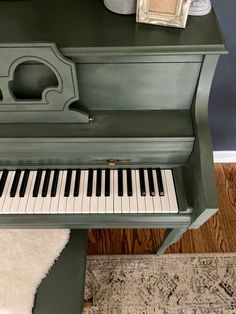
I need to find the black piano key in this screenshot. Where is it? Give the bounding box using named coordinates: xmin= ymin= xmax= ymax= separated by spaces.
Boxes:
xmin=105 ymin=169 xmax=110 ymax=197
xmin=0 ymin=170 xmax=8 ymax=197
xmin=33 ymin=170 xmax=42 ymax=197
xmin=147 ymin=168 xmax=155 ymax=196
xmin=118 ymin=169 xmax=123 ymax=197
xmin=73 ymin=169 xmax=81 ymax=197
xmin=10 ymin=170 xmax=21 ymax=197
xmin=96 ymin=169 xmax=102 ymax=197
xmin=19 ymin=170 xmax=30 ymax=197
xmin=156 ymin=168 xmax=164 ymax=196
xmin=42 ymin=170 xmax=51 ymax=197
xmin=127 ymin=169 xmax=133 ymax=197
xmin=139 ymin=168 xmax=146 ymax=196
xmin=51 ymin=170 xmax=59 ymax=197
xmin=87 ymin=169 xmax=93 ymax=197
xmin=64 ymin=169 xmax=72 ymax=197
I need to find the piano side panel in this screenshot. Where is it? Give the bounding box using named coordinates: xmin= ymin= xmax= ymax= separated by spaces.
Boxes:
xmin=183 ymin=55 xmax=220 ymax=228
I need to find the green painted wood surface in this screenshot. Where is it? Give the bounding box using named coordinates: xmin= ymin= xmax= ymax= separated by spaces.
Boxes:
xmin=156 ymin=228 xmax=188 ymax=255
xmin=183 ymin=55 xmax=220 ymax=228
xmin=0 ymin=0 xmax=227 ymax=55
xmin=77 ymin=63 xmax=201 ymax=110
xmin=11 ymin=61 xmax=202 ymax=111
xmin=71 ymin=54 xmax=204 ymax=64
xmin=0 ymin=110 xmax=193 ymax=138
xmin=0 ymin=43 xmax=89 ymax=123
xmin=0 ymin=110 xmax=194 ymax=167
xmin=0 ymin=213 xmax=192 ymax=229
xmin=34 ymin=230 xmax=88 ymax=314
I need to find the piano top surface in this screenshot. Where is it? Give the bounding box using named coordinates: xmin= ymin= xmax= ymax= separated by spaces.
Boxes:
xmin=0 ymin=0 xmax=227 ymax=55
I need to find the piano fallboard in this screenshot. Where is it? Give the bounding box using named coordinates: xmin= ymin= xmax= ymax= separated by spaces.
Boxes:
xmin=0 ymin=110 xmax=194 ymax=168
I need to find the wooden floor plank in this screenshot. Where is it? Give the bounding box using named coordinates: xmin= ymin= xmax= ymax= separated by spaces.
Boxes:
xmin=88 ymin=164 xmax=236 ymax=254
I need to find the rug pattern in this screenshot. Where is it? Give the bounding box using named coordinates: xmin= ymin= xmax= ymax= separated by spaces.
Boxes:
xmin=84 ymin=254 xmax=236 ymax=314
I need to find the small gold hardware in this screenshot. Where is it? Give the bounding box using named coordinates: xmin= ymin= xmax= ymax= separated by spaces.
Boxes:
xmin=107 ymin=159 xmax=118 ymax=167
xmin=89 ymin=117 xmax=95 ymax=123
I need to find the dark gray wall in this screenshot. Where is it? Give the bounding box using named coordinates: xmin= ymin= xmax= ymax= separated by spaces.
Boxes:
xmin=210 ymin=0 xmax=236 ymax=151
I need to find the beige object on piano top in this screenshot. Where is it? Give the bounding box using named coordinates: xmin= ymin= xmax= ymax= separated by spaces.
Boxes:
xmin=0 ymin=229 xmax=70 ymax=314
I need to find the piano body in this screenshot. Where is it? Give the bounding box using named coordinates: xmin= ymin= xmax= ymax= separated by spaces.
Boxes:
xmin=0 ymin=1 xmax=227 ymax=312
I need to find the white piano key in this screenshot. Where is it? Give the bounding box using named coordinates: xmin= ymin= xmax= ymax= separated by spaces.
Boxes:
xmin=0 ymin=171 xmax=12 ymax=212
xmin=3 ymin=171 xmax=18 ymax=213
xmin=1 ymin=171 xmax=14 ymax=213
xmin=98 ymin=170 xmax=106 ymax=213
xmin=73 ymin=170 xmax=84 ymax=213
xmin=144 ymin=169 xmax=154 ymax=213
xmin=121 ymin=170 xmax=130 ymax=213
xmin=41 ymin=170 xmax=54 ymax=214
xmin=160 ymin=170 xmax=171 ymax=213
xmin=90 ymin=170 xmax=98 ymax=214
xmin=129 ymin=170 xmax=138 ymax=213
xmin=81 ymin=170 xmax=90 ymax=213
xmin=50 ymin=170 xmax=63 ymax=213
xmin=165 ymin=170 xmax=178 ymax=213
xmin=34 ymin=170 xmax=46 ymax=214
xmin=113 ymin=170 xmax=122 ymax=213
xmin=135 ymin=170 xmax=146 ymax=213
xmin=152 ymin=169 xmax=162 ymax=213
xmin=18 ymin=171 xmax=35 ymax=213
xmin=25 ymin=171 xmax=37 ymax=213
xmin=58 ymin=171 xmax=67 ymax=213
xmin=65 ymin=170 xmax=76 ymax=213
xmin=9 ymin=171 xmax=24 ymax=213
xmin=106 ymin=170 xmax=114 ymax=214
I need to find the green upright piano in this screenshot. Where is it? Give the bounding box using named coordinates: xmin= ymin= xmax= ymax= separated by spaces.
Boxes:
xmin=0 ymin=0 xmax=227 ymax=312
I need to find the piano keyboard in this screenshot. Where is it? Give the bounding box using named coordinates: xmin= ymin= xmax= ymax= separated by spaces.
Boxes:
xmin=0 ymin=168 xmax=178 ymax=214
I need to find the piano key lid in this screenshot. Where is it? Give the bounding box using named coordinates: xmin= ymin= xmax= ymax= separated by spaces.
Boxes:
xmin=0 ymin=43 xmax=90 ymax=124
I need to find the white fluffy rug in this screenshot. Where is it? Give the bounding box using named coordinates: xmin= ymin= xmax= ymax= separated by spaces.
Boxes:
xmin=0 ymin=229 xmax=70 ymax=314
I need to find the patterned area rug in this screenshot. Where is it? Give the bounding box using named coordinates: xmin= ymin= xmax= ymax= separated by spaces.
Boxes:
xmin=84 ymin=254 xmax=236 ymax=314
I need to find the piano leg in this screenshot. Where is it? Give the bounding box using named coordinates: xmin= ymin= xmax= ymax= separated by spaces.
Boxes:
xmin=33 ymin=229 xmax=88 ymax=314
xmin=156 ymin=228 xmax=187 ymax=255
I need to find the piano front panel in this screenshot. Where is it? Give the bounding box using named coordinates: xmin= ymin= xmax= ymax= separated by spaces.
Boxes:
xmin=76 ymin=62 xmax=202 ymax=110
xmin=0 ymin=108 xmax=195 ymax=168
xmin=0 ymin=137 xmax=194 ymax=169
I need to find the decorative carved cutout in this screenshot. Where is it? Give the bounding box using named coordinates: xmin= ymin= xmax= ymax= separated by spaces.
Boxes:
xmin=0 ymin=89 xmax=2 ymax=101
xmin=10 ymin=61 xmax=58 ymax=100
xmin=0 ymin=43 xmax=89 ymax=123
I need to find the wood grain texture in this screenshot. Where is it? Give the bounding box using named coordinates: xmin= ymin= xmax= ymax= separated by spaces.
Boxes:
xmin=88 ymin=163 xmax=236 ymax=254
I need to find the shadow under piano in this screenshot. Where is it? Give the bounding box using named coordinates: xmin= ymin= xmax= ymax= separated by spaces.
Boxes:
xmin=0 ymin=0 xmax=227 ymax=313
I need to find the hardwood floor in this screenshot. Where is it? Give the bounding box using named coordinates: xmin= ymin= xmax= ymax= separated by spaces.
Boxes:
xmin=88 ymin=164 xmax=236 ymax=254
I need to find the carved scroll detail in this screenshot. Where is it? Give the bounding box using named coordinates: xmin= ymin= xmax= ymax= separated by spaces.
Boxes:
xmin=0 ymin=43 xmax=89 ymax=123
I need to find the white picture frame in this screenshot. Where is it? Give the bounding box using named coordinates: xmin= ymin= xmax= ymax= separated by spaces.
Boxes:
xmin=136 ymin=0 xmax=191 ymax=28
